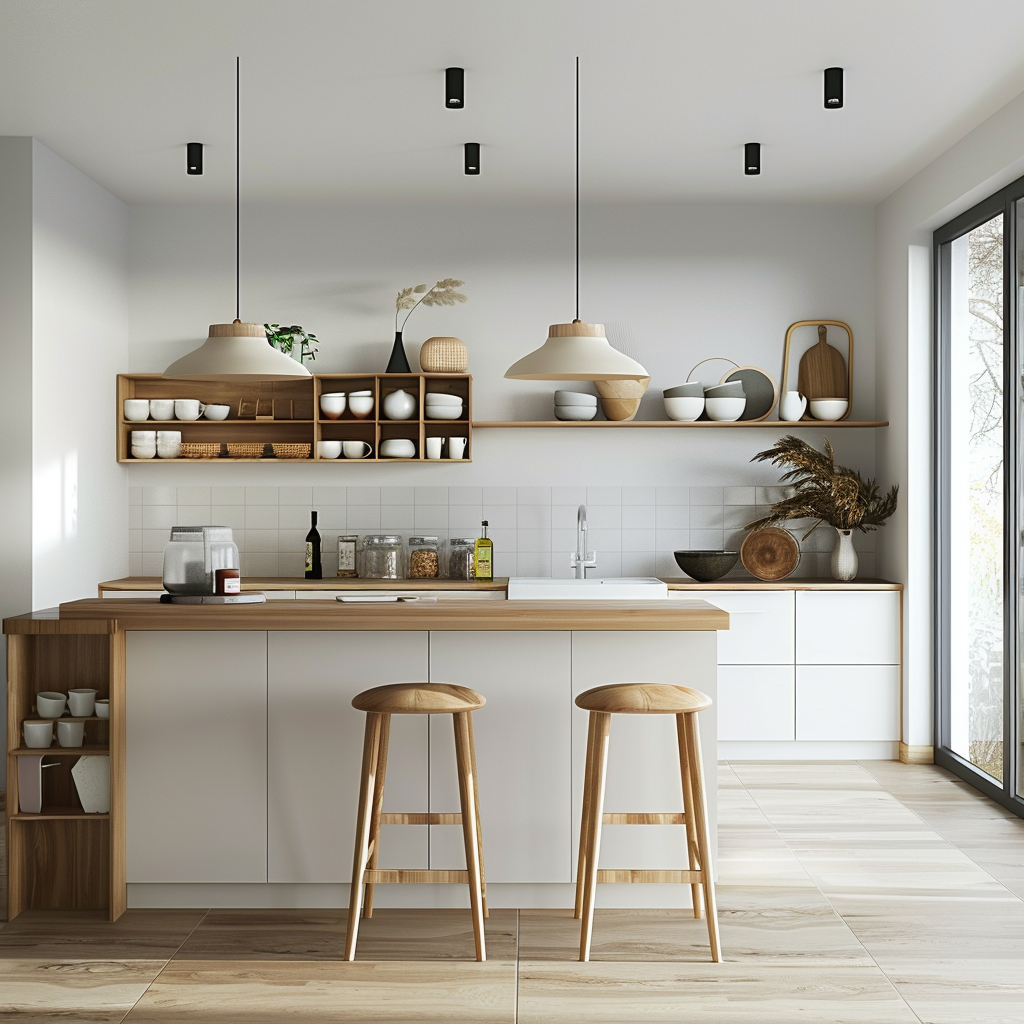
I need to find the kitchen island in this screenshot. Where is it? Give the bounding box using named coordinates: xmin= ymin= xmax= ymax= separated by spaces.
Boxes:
xmin=5 ymin=596 xmax=727 ymax=920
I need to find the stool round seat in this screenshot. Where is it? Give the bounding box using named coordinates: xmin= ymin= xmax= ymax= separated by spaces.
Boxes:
xmin=351 ymin=682 xmax=485 ymax=715
xmin=575 ymin=683 xmax=711 ymax=715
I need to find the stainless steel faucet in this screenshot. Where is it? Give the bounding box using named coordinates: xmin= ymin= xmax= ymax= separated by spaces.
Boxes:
xmin=571 ymin=504 xmax=597 ymax=579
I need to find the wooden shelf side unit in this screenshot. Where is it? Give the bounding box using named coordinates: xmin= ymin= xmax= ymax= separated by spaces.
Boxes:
xmin=4 ymin=617 xmax=125 ymax=921
xmin=118 ymin=373 xmax=472 ymax=463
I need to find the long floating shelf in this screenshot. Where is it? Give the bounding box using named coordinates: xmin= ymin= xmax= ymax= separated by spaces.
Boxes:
xmin=471 ymin=420 xmax=889 ymax=428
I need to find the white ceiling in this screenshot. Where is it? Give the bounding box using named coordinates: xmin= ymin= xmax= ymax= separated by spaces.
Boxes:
xmin=3 ymin=0 xmax=1024 ymax=206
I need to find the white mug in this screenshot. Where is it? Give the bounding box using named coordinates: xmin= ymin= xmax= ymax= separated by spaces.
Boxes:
xmin=342 ymin=440 xmax=373 ymax=459
xmin=23 ymin=721 xmax=53 ymax=748
xmin=124 ymin=399 xmax=151 ymax=421
xmin=204 ymin=404 xmax=231 ymax=420
xmin=779 ymin=391 xmax=808 ymax=422
xmin=36 ymin=691 xmax=67 ymax=718
xmin=95 ymin=699 xmax=110 ymax=719
xmin=174 ymin=399 xmax=205 ymax=421
xmin=448 ymin=436 xmax=467 ymax=459
xmin=57 ymin=720 xmax=85 ymax=748
xmin=149 ymin=399 xmax=175 ymax=420
xmin=425 ymin=436 xmax=444 ymax=460
xmin=67 ymin=688 xmax=98 ymax=717
xmin=318 ymin=440 xmax=343 ymax=459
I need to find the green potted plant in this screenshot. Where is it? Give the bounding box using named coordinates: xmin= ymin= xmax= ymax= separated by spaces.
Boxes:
xmin=265 ymin=324 xmax=318 ymax=365
xmin=388 ymin=279 xmax=467 ymax=372
xmin=746 ymin=435 xmax=898 ymax=580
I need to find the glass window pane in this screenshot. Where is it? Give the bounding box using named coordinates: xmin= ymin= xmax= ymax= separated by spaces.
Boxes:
xmin=947 ymin=213 xmax=1004 ymax=782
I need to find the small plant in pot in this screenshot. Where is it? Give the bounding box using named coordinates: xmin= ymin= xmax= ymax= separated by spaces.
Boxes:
xmin=265 ymin=324 xmax=318 ymax=364
xmin=745 ymin=435 xmax=898 ymax=581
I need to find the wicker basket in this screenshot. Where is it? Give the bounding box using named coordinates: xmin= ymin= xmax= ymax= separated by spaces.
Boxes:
xmin=419 ymin=336 xmax=468 ymax=373
xmin=226 ymin=442 xmax=266 ymax=459
xmin=179 ymin=442 xmax=222 ymax=459
xmin=271 ymin=443 xmax=312 ymax=459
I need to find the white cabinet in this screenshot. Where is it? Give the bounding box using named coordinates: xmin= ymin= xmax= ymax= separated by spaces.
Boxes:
xmin=126 ymin=631 xmax=269 ymax=883
xmin=427 ymin=632 xmax=572 ymax=882
xmin=718 ymin=665 xmax=795 ymax=741
xmin=678 ymin=591 xmax=794 ymax=664
xmin=267 ymin=631 xmax=429 ymax=883
xmin=796 ymin=666 xmax=901 ymax=740
xmin=796 ymin=591 xmax=900 ymax=665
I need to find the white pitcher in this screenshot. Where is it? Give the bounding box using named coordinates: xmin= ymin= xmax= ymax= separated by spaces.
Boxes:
xmin=779 ymin=391 xmax=807 ymax=422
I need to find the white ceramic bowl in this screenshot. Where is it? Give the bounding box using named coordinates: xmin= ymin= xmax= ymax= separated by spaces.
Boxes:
xmin=704 ymin=396 xmax=746 ymax=422
xmin=320 ymin=394 xmax=347 ymax=419
xmin=425 ymin=399 xmax=463 ymax=410
xmin=204 ymin=404 xmax=231 ymax=420
xmin=131 ymin=447 xmax=156 ymax=459
xmin=424 ymin=393 xmax=463 ymax=406
xmin=554 ymin=406 xmax=598 ymax=421
xmin=425 ymin=407 xmax=463 ymax=420
xmin=348 ymin=389 xmax=372 ymax=397
xmin=317 ymin=440 xmax=343 ymax=459
xmin=348 ymin=396 xmax=374 ymax=418
xmin=379 ymin=438 xmax=416 ymax=458
xmin=554 ymin=391 xmax=597 ymax=407
xmin=36 ymin=691 xmax=67 ymax=718
xmin=124 ymin=399 xmax=151 ymax=421
xmin=663 ymin=396 xmax=705 ymax=421
xmin=809 ymin=398 xmax=848 ymax=421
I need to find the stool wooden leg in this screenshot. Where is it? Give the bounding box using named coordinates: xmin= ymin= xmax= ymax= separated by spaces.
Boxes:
xmin=345 ymin=712 xmax=384 ymax=961
xmin=363 ymin=713 xmax=391 ymax=919
xmin=676 ymin=713 xmax=703 ymax=920
xmin=454 ymin=711 xmax=486 ymax=962
xmin=466 ymin=710 xmax=488 ymax=919
xmin=681 ymin=711 xmax=722 ymax=962
xmin=579 ymin=711 xmax=611 ymax=962
xmin=574 ymin=710 xmax=598 ymax=919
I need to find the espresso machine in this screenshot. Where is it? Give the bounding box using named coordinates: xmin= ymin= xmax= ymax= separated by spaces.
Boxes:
xmin=161 ymin=526 xmax=264 ymax=604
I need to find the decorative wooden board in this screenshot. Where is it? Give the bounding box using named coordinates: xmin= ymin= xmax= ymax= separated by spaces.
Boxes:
xmin=721 ymin=366 xmax=778 ymax=421
xmin=781 ymin=321 xmax=853 ymax=421
xmin=739 ymin=528 xmax=801 ymax=580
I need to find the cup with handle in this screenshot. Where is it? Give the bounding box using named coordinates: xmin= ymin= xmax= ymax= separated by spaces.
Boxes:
xmin=342 ymin=440 xmax=373 ymax=459
xmin=448 ymin=436 xmax=467 ymax=459
xmin=174 ymin=399 xmax=205 ymax=421
xmin=425 ymin=436 xmax=444 ymax=459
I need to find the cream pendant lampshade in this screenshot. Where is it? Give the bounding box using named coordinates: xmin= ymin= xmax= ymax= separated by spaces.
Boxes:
xmin=504 ymin=321 xmax=648 ymax=380
xmin=163 ymin=320 xmax=312 ymax=381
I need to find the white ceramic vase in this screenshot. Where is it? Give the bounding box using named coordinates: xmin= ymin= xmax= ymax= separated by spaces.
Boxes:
xmin=831 ymin=528 xmax=858 ymax=581
xmin=382 ymin=388 xmax=417 ymax=420
xmin=779 ymin=391 xmax=807 ymax=422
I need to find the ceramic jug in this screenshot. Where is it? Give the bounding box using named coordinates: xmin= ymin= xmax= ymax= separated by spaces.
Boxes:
xmin=382 ymin=388 xmax=416 ymax=421
xmin=779 ymin=391 xmax=807 ymax=422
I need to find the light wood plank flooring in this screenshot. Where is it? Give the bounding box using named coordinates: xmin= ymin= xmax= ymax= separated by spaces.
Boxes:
xmin=2 ymin=761 xmax=1023 ymax=1022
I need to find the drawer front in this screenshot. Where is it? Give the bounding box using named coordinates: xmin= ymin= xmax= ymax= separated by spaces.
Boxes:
xmin=676 ymin=591 xmax=794 ymax=664
xmin=718 ymin=665 xmax=795 ymax=741
xmin=796 ymin=665 xmax=900 ymax=741
xmin=796 ymin=591 xmax=900 ymax=665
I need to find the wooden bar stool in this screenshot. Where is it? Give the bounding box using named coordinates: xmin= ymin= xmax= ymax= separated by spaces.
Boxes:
xmin=574 ymin=683 xmax=721 ymax=963
xmin=344 ymin=682 xmax=488 ymax=962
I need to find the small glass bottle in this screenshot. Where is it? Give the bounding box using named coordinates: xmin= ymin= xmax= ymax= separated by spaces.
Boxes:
xmin=474 ymin=520 xmax=493 ymax=580
xmin=407 ymin=536 xmax=441 ymax=579
xmin=305 ymin=511 xmax=322 ymax=579
xmin=336 ymin=536 xmax=359 ymax=578
xmin=447 ymin=538 xmax=476 ymax=581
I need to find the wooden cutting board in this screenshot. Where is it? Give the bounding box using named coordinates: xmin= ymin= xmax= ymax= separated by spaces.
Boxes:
xmin=798 ymin=324 xmax=848 ymax=401
xmin=740 ymin=527 xmax=800 ymax=580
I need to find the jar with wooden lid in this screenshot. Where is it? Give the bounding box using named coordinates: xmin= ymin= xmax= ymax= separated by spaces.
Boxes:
xmin=407 ymin=536 xmax=441 ymax=579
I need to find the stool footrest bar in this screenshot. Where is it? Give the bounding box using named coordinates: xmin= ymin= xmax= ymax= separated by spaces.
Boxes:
xmin=596 ymin=869 xmax=702 ymax=884
xmin=602 ymin=812 xmax=686 ymax=825
xmin=363 ymin=869 xmax=470 ymax=884
xmin=379 ymin=812 xmax=463 ymax=825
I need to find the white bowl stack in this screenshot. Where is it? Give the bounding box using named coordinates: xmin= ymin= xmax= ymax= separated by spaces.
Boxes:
xmin=554 ymin=391 xmax=598 ymax=421
xmin=425 ymin=393 xmax=464 ymax=420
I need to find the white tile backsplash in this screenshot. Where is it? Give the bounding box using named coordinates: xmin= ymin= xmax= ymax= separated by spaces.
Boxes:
xmin=131 ymin=484 xmax=836 ymax=580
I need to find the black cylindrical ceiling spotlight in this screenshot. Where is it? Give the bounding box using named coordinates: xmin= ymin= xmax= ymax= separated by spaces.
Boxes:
xmin=465 ymin=142 xmax=480 ymax=175
xmin=744 ymin=142 xmax=760 ymax=175
xmin=824 ymin=67 xmax=843 ymax=108
xmin=186 ymin=142 xmax=203 ymax=175
xmin=446 ymin=67 xmax=465 ymax=108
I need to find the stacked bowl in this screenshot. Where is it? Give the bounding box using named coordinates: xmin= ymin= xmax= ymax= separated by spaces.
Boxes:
xmin=663 ymin=382 xmax=705 ymax=421
xmin=703 ymin=380 xmax=746 ymax=422
xmin=554 ymin=391 xmax=598 ymax=421
xmin=425 ymin=393 xmax=464 ymax=420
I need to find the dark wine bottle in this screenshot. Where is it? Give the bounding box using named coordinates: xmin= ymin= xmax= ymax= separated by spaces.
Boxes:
xmin=305 ymin=511 xmax=322 ymax=579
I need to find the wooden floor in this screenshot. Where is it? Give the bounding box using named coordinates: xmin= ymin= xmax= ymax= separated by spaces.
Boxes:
xmin=2 ymin=761 xmax=1024 ymax=1022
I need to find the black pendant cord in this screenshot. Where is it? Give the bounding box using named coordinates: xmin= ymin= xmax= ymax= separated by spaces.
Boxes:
xmin=575 ymin=55 xmax=580 ymax=323
xmin=235 ymin=55 xmax=241 ymax=322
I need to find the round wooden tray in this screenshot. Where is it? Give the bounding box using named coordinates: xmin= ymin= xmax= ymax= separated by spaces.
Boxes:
xmin=740 ymin=527 xmax=800 ymax=580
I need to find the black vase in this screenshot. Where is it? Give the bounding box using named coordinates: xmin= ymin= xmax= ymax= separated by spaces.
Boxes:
xmin=385 ymin=330 xmax=412 ymax=373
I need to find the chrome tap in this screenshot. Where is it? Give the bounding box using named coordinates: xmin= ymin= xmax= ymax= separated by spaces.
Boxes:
xmin=571 ymin=504 xmax=597 ymax=579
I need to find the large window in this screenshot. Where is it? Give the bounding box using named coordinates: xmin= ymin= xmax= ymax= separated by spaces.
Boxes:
xmin=936 ymin=180 xmax=1023 ymax=812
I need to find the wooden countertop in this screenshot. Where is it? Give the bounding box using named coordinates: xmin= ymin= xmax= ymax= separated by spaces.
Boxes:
xmin=31 ymin=597 xmax=730 ymax=633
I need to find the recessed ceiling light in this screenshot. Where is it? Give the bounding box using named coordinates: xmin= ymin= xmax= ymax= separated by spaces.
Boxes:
xmin=446 ymin=67 xmax=464 ymax=108
xmin=465 ymin=142 xmax=480 ymax=175
xmin=824 ymin=67 xmax=843 ymax=108
xmin=186 ymin=142 xmax=203 ymax=175
xmin=744 ymin=142 xmax=760 ymax=175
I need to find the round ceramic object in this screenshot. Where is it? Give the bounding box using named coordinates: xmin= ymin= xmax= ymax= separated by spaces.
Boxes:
xmin=664 ymin=383 xmax=705 ymax=398
xmin=382 ymin=389 xmax=417 ymax=420
xmin=36 ymin=692 xmax=67 ymax=718
xmin=424 ymin=393 xmax=463 ymax=406
xmin=704 ymin=381 xmax=745 ymax=398
xmin=554 ymin=391 xmax=598 ymax=406
xmin=379 ymin=438 xmax=416 ymax=458
xmin=425 ymin=407 xmax=463 ymax=420
xmin=740 ymin=527 xmax=800 ymax=580
xmin=721 ymin=367 xmax=778 ymax=421
xmin=203 ymin=404 xmax=231 ymax=420
xmin=704 ymin=396 xmax=746 ymax=422
xmin=554 ymin=406 xmax=598 ymax=421
xmin=809 ymin=398 xmax=849 ymax=421
xmin=673 ymin=550 xmax=739 ymax=582
xmin=348 ymin=396 xmax=374 ymax=418
xmin=663 ymin=396 xmax=704 ymax=421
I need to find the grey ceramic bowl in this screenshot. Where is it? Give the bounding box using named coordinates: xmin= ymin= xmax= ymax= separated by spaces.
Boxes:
xmin=664 ymin=383 xmax=705 ymax=398
xmin=673 ymin=550 xmax=740 ymax=582
xmin=703 ymin=381 xmax=745 ymax=398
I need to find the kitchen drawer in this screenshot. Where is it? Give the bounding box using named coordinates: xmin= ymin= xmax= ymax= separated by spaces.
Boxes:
xmin=796 ymin=665 xmax=900 ymax=741
xmin=675 ymin=590 xmax=794 ymax=664
xmin=718 ymin=665 xmax=795 ymax=741
xmin=796 ymin=591 xmax=900 ymax=665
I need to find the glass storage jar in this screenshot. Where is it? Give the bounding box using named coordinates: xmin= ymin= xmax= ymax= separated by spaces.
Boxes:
xmin=361 ymin=535 xmax=404 ymax=579
xmin=407 ymin=536 xmax=441 ymax=579
xmin=447 ymin=538 xmax=476 ymax=581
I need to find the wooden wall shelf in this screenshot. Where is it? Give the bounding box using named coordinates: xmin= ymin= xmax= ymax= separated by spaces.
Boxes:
xmin=470 ymin=419 xmax=889 ymax=428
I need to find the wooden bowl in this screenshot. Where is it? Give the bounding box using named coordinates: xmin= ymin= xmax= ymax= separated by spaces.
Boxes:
xmin=594 ymin=377 xmax=649 ymax=422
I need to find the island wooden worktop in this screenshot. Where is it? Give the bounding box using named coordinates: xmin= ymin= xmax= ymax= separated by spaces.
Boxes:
xmin=48 ymin=597 xmax=729 ymax=632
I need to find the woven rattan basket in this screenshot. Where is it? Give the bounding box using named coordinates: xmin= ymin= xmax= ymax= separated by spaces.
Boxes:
xmin=179 ymin=442 xmax=222 ymax=459
xmin=226 ymin=442 xmax=266 ymax=459
xmin=271 ymin=443 xmax=311 ymax=459
xmin=419 ymin=336 xmax=468 ymax=373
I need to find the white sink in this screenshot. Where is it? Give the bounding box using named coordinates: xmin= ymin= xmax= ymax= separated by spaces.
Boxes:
xmin=506 ymin=577 xmax=669 ymax=600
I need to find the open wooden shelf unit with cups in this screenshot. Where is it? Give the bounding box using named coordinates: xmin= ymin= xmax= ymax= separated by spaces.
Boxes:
xmin=117 ymin=373 xmax=472 ymax=463
xmin=4 ymin=615 xmax=126 ymax=921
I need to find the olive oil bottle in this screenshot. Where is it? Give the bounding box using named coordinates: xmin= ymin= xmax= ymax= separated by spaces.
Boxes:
xmin=474 ymin=520 xmax=493 ymax=580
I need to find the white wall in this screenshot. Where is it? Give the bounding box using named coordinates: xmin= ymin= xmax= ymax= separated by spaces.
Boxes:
xmin=875 ymin=87 xmax=1024 ymax=749
xmin=32 ymin=140 xmax=130 ymax=608
xmin=128 ymin=200 xmax=876 ymax=490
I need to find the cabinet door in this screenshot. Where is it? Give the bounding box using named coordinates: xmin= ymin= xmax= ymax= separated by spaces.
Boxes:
xmin=676 ymin=591 xmax=794 ymax=664
xmin=570 ymin=631 xmax=718 ymax=874
xmin=796 ymin=591 xmax=900 ymax=665
xmin=267 ymin=631 xmax=429 ymax=883
xmin=428 ymin=632 xmax=572 ymax=883
xmin=718 ymin=665 xmax=795 ymax=741
xmin=126 ymin=631 xmax=268 ymax=883
xmin=796 ymin=665 xmax=900 ymax=741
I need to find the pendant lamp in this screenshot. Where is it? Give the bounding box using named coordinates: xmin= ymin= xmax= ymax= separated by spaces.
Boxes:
xmin=164 ymin=59 xmax=310 ymax=382
xmin=505 ymin=59 xmax=647 ymax=383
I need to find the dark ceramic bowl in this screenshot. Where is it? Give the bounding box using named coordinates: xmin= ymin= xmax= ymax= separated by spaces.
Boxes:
xmin=673 ymin=550 xmax=739 ymax=582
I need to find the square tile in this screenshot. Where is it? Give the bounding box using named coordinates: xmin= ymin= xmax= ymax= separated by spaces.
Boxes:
xmin=347 ymin=486 xmax=381 ymax=505
xmin=517 ymin=551 xmax=551 ymax=575
xmin=690 ymin=486 xmax=724 ymax=504
xmin=622 ymin=486 xmax=657 ymax=506
xmin=347 ymin=507 xmax=381 ymax=531
xmin=690 ymin=529 xmax=725 ymax=548
xmin=244 ymin=552 xmax=279 ymax=576
xmin=622 ymin=528 xmax=656 ymax=551
xmin=129 ymin=486 xmax=143 ymax=506
xmin=245 ymin=505 xmax=279 ymax=529
xmin=381 ymin=486 xmax=415 ymax=505
xmin=211 ymin=486 xmax=245 ymax=504
xmin=518 ymin=504 xmax=553 ymax=529
xmin=211 ymin=505 xmax=246 ymax=530
xmin=176 ymin=504 xmax=212 ymax=525
xmin=587 ymin=505 xmax=622 ymax=529
xmin=449 ymin=505 xmax=483 ymax=530
xmin=449 ymin=486 xmax=483 ymax=505
xmin=620 ymin=551 xmax=657 ymax=575
xmin=129 ymin=529 xmax=143 ymax=553
xmin=245 ymin=530 xmax=279 ymax=553
xmin=381 ymin=505 xmax=416 ymax=530
xmin=278 ymin=486 xmax=313 ymax=505
xmin=129 ymin=552 xmax=143 ymax=576
xmin=588 ymin=528 xmax=622 ymax=552
xmin=482 ymin=486 xmax=516 ymax=504
xmin=142 ymin=486 xmax=176 ymax=505
xmin=690 ymin=505 xmax=725 ymax=529
xmin=141 ymin=552 xmax=163 ymax=576
xmin=622 ymin=505 xmax=656 ymax=529
xmin=587 ymin=486 xmax=621 ymax=505
xmin=552 ymin=504 xmax=582 ymax=530
xmin=176 ymin=485 xmax=211 ymax=504
xmin=656 ymin=486 xmax=689 ymax=505
xmin=278 ymin=505 xmax=313 ymax=529
xmin=142 ymin=529 xmax=169 ymax=552
xmin=518 ymin=486 xmax=551 ymax=504
xmin=517 ymin=529 xmax=551 ymax=552
xmin=415 ymin=486 xmax=448 ymax=505
xmin=482 ymin=505 xmax=517 ymax=529
xmin=551 ymin=486 xmax=587 ymax=505
xmin=244 ymin=486 xmax=278 ymax=505
xmin=312 ymin=486 xmax=346 ymax=505
xmin=129 ymin=505 xmax=143 ymax=529
xmin=414 ymin=505 xmax=449 ymax=530
xmin=317 ymin=505 xmax=346 ymax=530
xmin=725 ymin=486 xmax=757 ymax=505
